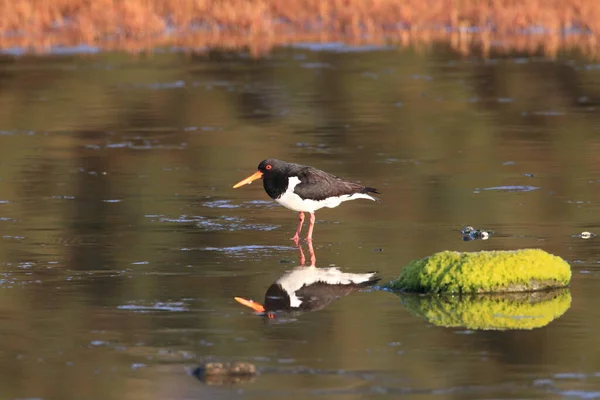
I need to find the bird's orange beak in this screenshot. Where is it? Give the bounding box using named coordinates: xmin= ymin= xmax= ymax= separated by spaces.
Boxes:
xmin=233 ymin=171 xmax=263 ymax=189
xmin=234 ymin=297 xmax=265 ymax=313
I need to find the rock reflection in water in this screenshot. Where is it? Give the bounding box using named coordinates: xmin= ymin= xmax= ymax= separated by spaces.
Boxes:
xmin=397 ymin=289 xmax=572 ymax=331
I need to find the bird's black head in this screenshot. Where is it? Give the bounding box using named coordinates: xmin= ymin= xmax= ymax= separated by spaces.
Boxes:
xmin=257 ymin=159 xmax=298 ymax=199
xmin=233 ymin=159 xmax=298 ymax=197
xmin=257 ymin=159 xmax=289 ymax=176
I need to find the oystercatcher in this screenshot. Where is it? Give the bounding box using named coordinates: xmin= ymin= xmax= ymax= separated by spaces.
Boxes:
xmin=235 ymin=266 xmax=380 ymax=318
xmin=233 ymin=159 xmax=380 ymax=242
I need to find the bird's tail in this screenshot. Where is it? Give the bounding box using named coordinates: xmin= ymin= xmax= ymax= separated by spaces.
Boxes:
xmin=362 ymin=186 xmax=380 ymax=195
xmin=342 ymin=271 xmax=381 ymax=287
xmin=359 ymin=272 xmax=381 ymax=287
xmin=360 ymin=186 xmax=381 ymax=202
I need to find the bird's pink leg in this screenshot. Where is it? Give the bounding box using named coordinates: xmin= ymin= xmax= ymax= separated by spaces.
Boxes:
xmin=307 ymin=240 xmax=316 ymax=266
xmin=292 ymin=212 xmax=305 ymax=243
xmin=296 ymin=240 xmax=306 ymax=265
xmin=306 ymin=213 xmax=316 ymax=242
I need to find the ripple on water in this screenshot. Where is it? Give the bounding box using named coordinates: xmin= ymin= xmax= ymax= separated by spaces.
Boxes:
xmin=243 ymin=200 xmax=276 ymax=208
xmin=201 ymin=245 xmax=291 ymax=252
xmin=126 ymin=80 xmax=186 ymax=90
xmin=202 ymin=200 xmax=240 ymax=209
xmin=474 ymin=185 xmax=540 ymax=193
xmin=557 ymin=390 xmax=600 ymax=399
xmin=199 ymin=217 xmax=278 ymax=232
xmin=531 ymin=372 xmax=600 ymax=398
xmin=197 ymin=245 xmax=292 ymax=257
xmin=117 ymin=301 xmax=188 ymax=313
xmin=300 ymin=62 xmax=333 ymax=69
xmin=102 ymin=141 xmax=187 ymax=150
xmin=202 ymin=199 xmax=276 ymax=209
xmin=151 ymin=214 xmax=279 ymax=232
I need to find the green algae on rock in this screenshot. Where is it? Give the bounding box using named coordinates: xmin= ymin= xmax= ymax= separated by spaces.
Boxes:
xmin=397 ymin=289 xmax=571 ymax=330
xmin=386 ymin=249 xmax=571 ymax=293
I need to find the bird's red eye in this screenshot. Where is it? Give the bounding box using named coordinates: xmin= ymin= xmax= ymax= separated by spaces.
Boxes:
xmin=266 ymin=164 xmax=272 ymax=170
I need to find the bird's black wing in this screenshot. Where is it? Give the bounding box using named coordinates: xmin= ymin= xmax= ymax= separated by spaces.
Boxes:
xmin=293 ymin=166 xmax=379 ymax=201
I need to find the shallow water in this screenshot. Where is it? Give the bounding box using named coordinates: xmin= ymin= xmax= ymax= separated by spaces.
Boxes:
xmin=1 ymin=44 xmax=600 ymax=399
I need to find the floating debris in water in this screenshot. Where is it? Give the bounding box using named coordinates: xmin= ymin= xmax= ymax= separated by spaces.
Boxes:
xmin=578 ymin=231 xmax=595 ymax=239
xmin=461 ymin=226 xmax=475 ymax=235
xmin=461 ymin=226 xmax=492 ymax=241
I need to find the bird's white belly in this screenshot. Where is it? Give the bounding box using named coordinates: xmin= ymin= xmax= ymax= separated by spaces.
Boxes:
xmin=275 ymin=176 xmax=374 ymax=213
xmin=276 ymin=192 xmax=348 ymax=212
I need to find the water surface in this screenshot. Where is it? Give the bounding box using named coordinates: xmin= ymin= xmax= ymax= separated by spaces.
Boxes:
xmin=0 ymin=44 xmax=600 ymax=399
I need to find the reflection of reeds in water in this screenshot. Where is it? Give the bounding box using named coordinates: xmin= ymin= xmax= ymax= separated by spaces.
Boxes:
xmin=1 ymin=0 xmax=599 ymax=56
xmin=398 ymin=289 xmax=571 ymax=330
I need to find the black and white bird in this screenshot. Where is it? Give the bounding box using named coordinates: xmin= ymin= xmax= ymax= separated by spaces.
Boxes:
xmin=233 ymin=159 xmax=380 ymax=242
xmin=235 ymin=266 xmax=380 ymax=317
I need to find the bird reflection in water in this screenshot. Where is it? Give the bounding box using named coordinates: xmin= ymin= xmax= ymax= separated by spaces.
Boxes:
xmin=297 ymin=238 xmax=316 ymax=267
xmin=235 ymin=241 xmax=380 ymax=319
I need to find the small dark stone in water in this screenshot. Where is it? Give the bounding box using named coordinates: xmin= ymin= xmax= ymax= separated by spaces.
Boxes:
xmin=279 ymin=259 xmax=293 ymax=264
xmin=196 ymin=362 xmax=256 ymax=376
xmin=192 ymin=362 xmax=257 ymax=385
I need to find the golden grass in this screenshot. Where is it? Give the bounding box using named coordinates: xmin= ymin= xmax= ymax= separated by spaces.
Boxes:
xmin=0 ymin=0 xmax=599 ymax=56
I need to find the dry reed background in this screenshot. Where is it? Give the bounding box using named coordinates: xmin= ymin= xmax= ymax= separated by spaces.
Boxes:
xmin=0 ymin=0 xmax=599 ymax=55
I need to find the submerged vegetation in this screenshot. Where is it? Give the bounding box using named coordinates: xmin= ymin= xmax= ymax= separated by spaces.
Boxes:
xmin=1 ymin=0 xmax=600 ymax=56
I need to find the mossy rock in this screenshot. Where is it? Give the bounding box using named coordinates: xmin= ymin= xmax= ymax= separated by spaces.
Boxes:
xmin=397 ymin=289 xmax=571 ymax=330
xmin=385 ymin=249 xmax=571 ymax=293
